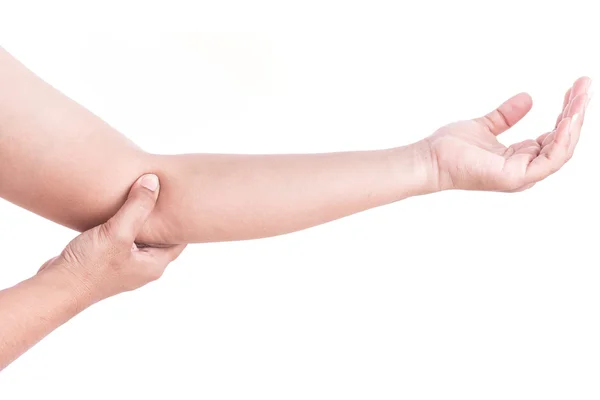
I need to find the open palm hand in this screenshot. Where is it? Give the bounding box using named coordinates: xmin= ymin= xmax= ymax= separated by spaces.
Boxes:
xmin=426 ymin=77 xmax=591 ymax=192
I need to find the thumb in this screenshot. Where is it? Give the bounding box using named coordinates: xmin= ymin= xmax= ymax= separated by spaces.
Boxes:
xmin=475 ymin=92 xmax=533 ymax=136
xmin=102 ymin=174 xmax=160 ymax=245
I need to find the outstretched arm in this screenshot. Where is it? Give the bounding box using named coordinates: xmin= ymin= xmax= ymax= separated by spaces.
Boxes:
xmin=0 ymin=46 xmax=433 ymax=244
xmin=0 ymin=47 xmax=591 ymax=245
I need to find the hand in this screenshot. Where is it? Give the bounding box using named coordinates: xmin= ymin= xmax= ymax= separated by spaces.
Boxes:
xmin=424 ymin=76 xmax=592 ymax=192
xmin=38 ymin=174 xmax=186 ymax=308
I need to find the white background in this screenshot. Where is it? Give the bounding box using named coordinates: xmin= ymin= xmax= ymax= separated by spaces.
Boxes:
xmin=0 ymin=1 xmax=599 ymax=398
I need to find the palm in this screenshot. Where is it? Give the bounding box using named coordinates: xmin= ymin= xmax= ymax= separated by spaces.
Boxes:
xmin=429 ymin=119 xmax=541 ymax=191
xmin=428 ymin=77 xmax=591 ymax=192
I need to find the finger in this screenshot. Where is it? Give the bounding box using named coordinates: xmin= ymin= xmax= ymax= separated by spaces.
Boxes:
xmin=570 ymin=76 xmax=592 ymax=100
xmin=562 ymin=87 xmax=572 ymax=109
xmin=143 ymin=244 xmax=187 ymax=265
xmin=502 ymin=140 xmax=541 ymax=183
xmin=565 ymin=92 xmax=589 ymax=119
xmin=567 ymin=114 xmax=584 ymax=160
xmin=525 ymin=117 xmax=572 ymax=183
xmin=536 ymin=131 xmax=554 ymax=146
xmin=555 ymin=88 xmax=571 ymax=128
xmin=543 ymin=93 xmax=586 ymax=149
xmin=505 ymin=139 xmax=540 ymax=162
xmin=476 ymin=92 xmax=533 ymax=136
xmin=563 ymin=93 xmax=588 ymax=158
xmin=103 ymin=174 xmax=160 ymax=245
xmin=564 ymin=77 xmax=591 ymax=120
xmin=135 ymin=244 xmax=187 ymax=280
xmin=542 ymin=131 xmax=556 ymax=148
xmin=536 ymin=131 xmax=552 ymax=147
xmin=555 ymin=77 xmax=590 ymax=128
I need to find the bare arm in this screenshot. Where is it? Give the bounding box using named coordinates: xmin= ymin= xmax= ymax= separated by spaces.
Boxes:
xmin=0 ymin=47 xmax=150 ymax=234
xmin=0 ymin=268 xmax=83 ymax=371
xmin=0 ymin=47 xmax=433 ymax=245
xmin=146 ymin=147 xmax=432 ymax=244
xmin=0 ymin=47 xmax=589 ymax=245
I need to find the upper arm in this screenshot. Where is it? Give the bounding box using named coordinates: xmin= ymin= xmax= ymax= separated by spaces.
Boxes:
xmin=0 ymin=47 xmax=153 ymax=234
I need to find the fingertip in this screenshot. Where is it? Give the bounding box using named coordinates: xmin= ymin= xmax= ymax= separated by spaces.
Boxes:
xmin=146 ymin=244 xmax=187 ymax=265
xmin=509 ymin=92 xmax=534 ymax=115
xmin=575 ymin=76 xmax=592 ymax=87
xmin=516 ymin=91 xmax=533 ymax=106
xmin=478 ymin=92 xmax=533 ymax=135
xmin=569 ymin=77 xmax=592 ymax=101
xmin=106 ymin=174 xmax=161 ymax=244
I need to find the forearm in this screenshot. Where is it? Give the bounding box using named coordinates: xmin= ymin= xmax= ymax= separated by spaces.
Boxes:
xmin=144 ymin=145 xmax=434 ymax=243
xmin=0 ymin=269 xmax=85 ymax=371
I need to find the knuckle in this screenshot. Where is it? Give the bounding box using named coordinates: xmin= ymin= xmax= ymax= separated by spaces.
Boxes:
xmin=100 ymin=221 xmax=130 ymax=247
xmin=111 ymin=229 xmax=131 ymax=247
xmin=482 ymin=109 xmax=510 ymax=132
xmin=134 ymin=190 xmax=157 ymax=210
xmin=99 ymin=225 xmax=130 ymax=252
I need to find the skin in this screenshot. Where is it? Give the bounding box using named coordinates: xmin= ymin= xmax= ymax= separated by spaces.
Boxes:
xmin=428 ymin=86 xmax=591 ymax=192
xmin=0 ymin=175 xmax=186 ymax=371
xmin=0 ymin=45 xmax=591 ymax=374
xmin=0 ymin=47 xmax=592 ymax=246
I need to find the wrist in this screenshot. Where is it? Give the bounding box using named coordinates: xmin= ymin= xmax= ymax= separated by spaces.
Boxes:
xmin=389 ymin=140 xmax=440 ymax=197
xmin=35 ymin=266 xmax=95 ymax=314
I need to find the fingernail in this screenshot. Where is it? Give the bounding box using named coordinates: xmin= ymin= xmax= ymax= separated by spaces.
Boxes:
xmin=140 ymin=174 xmax=159 ymax=191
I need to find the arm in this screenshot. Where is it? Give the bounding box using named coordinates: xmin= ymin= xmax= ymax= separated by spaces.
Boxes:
xmin=0 ymin=47 xmax=590 ymax=245
xmin=0 ymin=175 xmax=184 ymax=371
xmin=0 ymin=46 xmax=433 ymax=244
xmin=0 ymin=267 xmax=83 ymax=371
xmin=147 ymin=146 xmax=432 ymax=243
